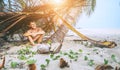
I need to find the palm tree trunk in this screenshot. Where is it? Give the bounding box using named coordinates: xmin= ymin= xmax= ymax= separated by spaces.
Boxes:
xmin=54 ymin=11 xmax=116 ymax=48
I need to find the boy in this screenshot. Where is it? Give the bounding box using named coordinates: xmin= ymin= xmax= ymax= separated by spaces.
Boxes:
xmin=24 ymin=21 xmax=45 ymax=46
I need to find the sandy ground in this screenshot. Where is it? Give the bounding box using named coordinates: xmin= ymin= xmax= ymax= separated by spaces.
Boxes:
xmin=0 ymin=29 xmax=120 ymax=70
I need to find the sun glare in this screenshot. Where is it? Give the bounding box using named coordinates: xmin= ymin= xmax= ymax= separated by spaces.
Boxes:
xmin=54 ymin=0 xmax=62 ymax=4
xmin=50 ymin=0 xmax=64 ymax=4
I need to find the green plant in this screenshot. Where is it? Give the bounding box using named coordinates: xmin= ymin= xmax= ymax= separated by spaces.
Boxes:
xmin=79 ymin=49 xmax=83 ymax=53
xmin=53 ymin=55 xmax=61 ymax=60
xmin=45 ymin=59 xmax=50 ymax=65
xmin=74 ymin=52 xmax=79 ymax=55
xmin=27 ymin=59 xmax=37 ymax=64
xmin=50 ymin=54 xmax=54 ymax=58
xmin=104 ymin=59 xmax=108 ymax=65
xmin=68 ymin=54 xmax=74 ymax=59
xmin=84 ymin=56 xmax=88 ymax=61
xmin=111 ymin=54 xmax=117 ymax=62
xmin=18 ymin=55 xmax=27 ymax=60
xmin=88 ymin=60 xmax=95 ymax=66
xmin=63 ymin=52 xmax=68 ymax=55
xmin=50 ymin=54 xmax=60 ymax=60
xmin=40 ymin=64 xmax=46 ymax=70
xmin=69 ymin=50 xmax=74 ymax=54
xmin=17 ymin=47 xmax=32 ymax=55
xmin=11 ymin=61 xmax=18 ymax=68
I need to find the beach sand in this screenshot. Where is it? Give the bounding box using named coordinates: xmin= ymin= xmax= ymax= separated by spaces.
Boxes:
xmin=0 ymin=29 xmax=120 ymax=70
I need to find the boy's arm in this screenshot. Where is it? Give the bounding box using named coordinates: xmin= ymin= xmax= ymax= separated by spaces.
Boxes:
xmin=27 ymin=36 xmax=35 ymax=46
xmin=37 ymin=28 xmax=45 ymax=34
xmin=23 ymin=30 xmax=31 ymax=36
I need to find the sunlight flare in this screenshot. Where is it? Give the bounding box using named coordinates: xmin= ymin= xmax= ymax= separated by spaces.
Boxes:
xmin=54 ymin=0 xmax=62 ymax=4
xmin=50 ymin=0 xmax=64 ymax=5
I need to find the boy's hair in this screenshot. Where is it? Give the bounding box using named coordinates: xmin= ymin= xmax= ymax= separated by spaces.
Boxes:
xmin=30 ymin=21 xmax=35 ymax=23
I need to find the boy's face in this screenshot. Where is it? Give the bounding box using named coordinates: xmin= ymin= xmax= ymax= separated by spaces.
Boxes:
xmin=29 ymin=22 xmax=37 ymax=29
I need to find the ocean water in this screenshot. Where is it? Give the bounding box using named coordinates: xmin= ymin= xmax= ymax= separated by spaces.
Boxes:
xmin=67 ymin=28 xmax=120 ymax=36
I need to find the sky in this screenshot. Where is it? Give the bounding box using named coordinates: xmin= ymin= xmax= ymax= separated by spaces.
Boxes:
xmin=76 ymin=0 xmax=120 ymax=29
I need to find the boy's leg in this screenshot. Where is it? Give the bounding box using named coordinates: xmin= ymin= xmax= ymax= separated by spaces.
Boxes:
xmin=37 ymin=34 xmax=44 ymax=43
xmin=28 ymin=36 xmax=35 ymax=46
xmin=33 ymin=35 xmax=40 ymax=41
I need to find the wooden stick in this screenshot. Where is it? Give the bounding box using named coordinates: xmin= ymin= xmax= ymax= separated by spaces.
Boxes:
xmin=0 ymin=14 xmax=21 ymax=24
xmin=2 ymin=15 xmax=26 ymax=33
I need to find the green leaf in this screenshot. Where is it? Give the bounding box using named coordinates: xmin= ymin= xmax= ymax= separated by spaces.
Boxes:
xmin=88 ymin=60 xmax=95 ymax=66
xmin=75 ymin=55 xmax=78 ymax=58
xmin=32 ymin=52 xmax=37 ymax=55
xmin=50 ymin=54 xmax=54 ymax=58
xmin=27 ymin=59 xmax=37 ymax=64
xmin=40 ymin=64 xmax=46 ymax=70
xmin=79 ymin=49 xmax=83 ymax=53
xmin=53 ymin=55 xmax=61 ymax=60
xmin=68 ymin=55 xmax=74 ymax=59
xmin=11 ymin=61 xmax=18 ymax=68
xmin=74 ymin=52 xmax=79 ymax=55
xmin=74 ymin=59 xmax=78 ymax=61
xmin=104 ymin=59 xmax=108 ymax=65
xmin=45 ymin=59 xmax=50 ymax=65
xmin=63 ymin=52 xmax=68 ymax=55
xmin=69 ymin=50 xmax=74 ymax=54
xmin=84 ymin=56 xmax=88 ymax=61
xmin=111 ymin=54 xmax=117 ymax=62
xmin=18 ymin=55 xmax=27 ymax=60
xmin=17 ymin=47 xmax=32 ymax=55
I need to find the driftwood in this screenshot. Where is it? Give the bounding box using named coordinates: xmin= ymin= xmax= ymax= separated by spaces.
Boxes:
xmin=0 ymin=56 xmax=5 ymax=69
xmin=95 ymin=65 xmax=113 ymax=70
xmin=28 ymin=64 xmax=36 ymax=70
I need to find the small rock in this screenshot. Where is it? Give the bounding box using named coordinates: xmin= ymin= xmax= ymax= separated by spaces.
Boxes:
xmin=60 ymin=58 xmax=69 ymax=68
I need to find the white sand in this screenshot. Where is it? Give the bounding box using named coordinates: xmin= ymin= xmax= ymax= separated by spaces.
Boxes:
xmin=1 ymin=29 xmax=120 ymax=70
